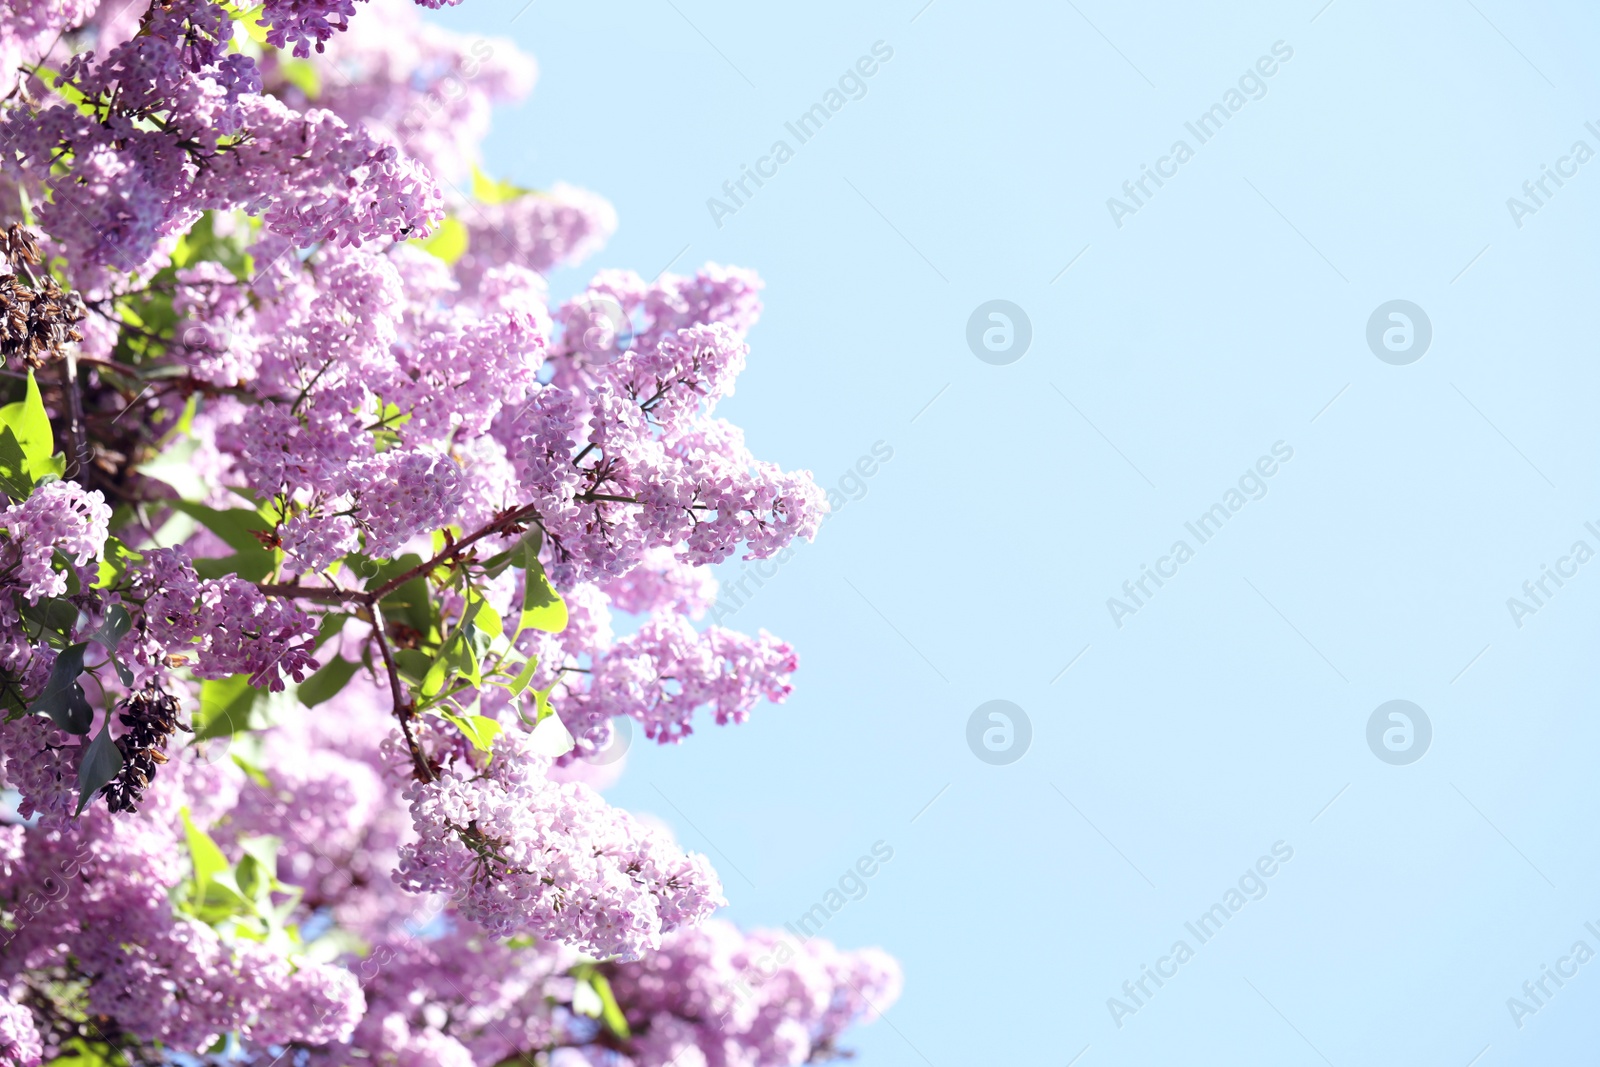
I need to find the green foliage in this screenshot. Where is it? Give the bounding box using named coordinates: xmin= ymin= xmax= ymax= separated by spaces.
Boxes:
xmin=110 ymin=213 xmax=253 ymax=369
xmin=169 ymin=501 xmax=280 ymax=581
xmin=194 ymin=674 xmax=256 ymax=741
xmin=18 ymin=595 xmax=80 ymax=649
xmin=277 ymin=58 xmax=322 ymax=98
xmin=135 ymin=438 xmax=208 ymax=502
xmin=45 ymin=1038 xmax=128 ymax=1067
xmin=0 ymin=426 xmax=35 ymax=499
xmin=440 ymin=710 xmax=502 ymax=753
xmin=472 ymin=165 xmax=533 ymax=205
xmin=368 ymin=401 xmax=413 ymax=452
xmin=0 ymin=370 xmax=65 ymax=489
xmin=179 ymin=809 xmax=303 ymax=946
xmin=194 ymin=674 xmax=295 ymax=741
xmin=93 ymin=536 xmax=142 ymax=590
xmin=357 ymin=552 xmax=439 ymax=643
xmin=75 ymin=722 xmax=122 ymax=815
xmin=86 ymin=604 xmax=135 ymax=686
xmin=169 ymin=213 xmax=253 ymax=280
xmin=517 ymin=544 xmax=568 ymax=635
xmin=532 ymin=681 xmax=557 ymax=724
xmin=231 ymin=752 xmax=272 ymax=789
xmin=1 ymin=371 xmax=52 ymax=467
xmin=420 ymin=216 xmax=469 ymax=264
xmin=298 ymin=656 xmax=361 ymax=707
xmin=419 ymin=591 xmax=494 ymax=700
xmin=29 ymin=642 xmax=91 ymax=734
xmin=571 ymin=964 xmax=632 ymax=1039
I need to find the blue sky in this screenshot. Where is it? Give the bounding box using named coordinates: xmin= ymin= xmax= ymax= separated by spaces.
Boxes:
xmin=430 ymin=1 xmax=1600 ymax=1063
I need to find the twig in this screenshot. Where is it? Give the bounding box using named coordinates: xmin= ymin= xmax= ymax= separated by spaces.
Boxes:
xmin=61 ymin=351 xmax=89 ymax=480
xmin=255 ymin=582 xmax=370 ymax=605
xmin=369 ymin=502 xmax=542 ymax=602
xmin=369 ymin=600 xmax=434 ymax=783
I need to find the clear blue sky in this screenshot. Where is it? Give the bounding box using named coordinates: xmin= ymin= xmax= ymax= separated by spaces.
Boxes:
xmin=431 ymin=2 xmax=1600 ymax=1063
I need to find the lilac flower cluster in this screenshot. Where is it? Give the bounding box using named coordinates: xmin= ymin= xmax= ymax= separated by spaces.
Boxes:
xmin=457 ymin=183 xmax=619 ymax=286
xmin=0 ymin=0 xmax=443 ymax=287
xmin=264 ymin=0 xmax=535 ymax=182
xmin=1 ymin=480 xmax=110 ymax=603
xmin=573 ymin=616 xmax=797 ymax=747
xmin=0 ymin=0 xmax=895 ymax=1061
xmin=261 ymin=0 xmax=465 ymax=59
xmin=0 ymin=996 xmax=42 ymax=1067
xmin=131 ymin=549 xmax=319 ymax=691
xmin=604 ymin=921 xmax=904 ymax=1067
xmin=0 ymin=1 xmax=96 ymax=99
xmin=395 ymin=727 xmax=724 ymax=960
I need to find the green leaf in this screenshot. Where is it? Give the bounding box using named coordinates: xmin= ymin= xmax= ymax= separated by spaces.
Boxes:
xmin=0 ymin=425 xmax=33 ymax=499
xmin=472 ymin=165 xmax=533 ymax=205
xmin=94 ymin=536 xmax=142 ymax=590
xmin=169 ymin=502 xmax=278 ymax=582
xmin=190 ymin=550 xmax=275 ymax=583
xmin=18 ymin=596 xmax=79 ymax=646
xmin=473 ymin=594 xmax=504 ymax=641
xmin=525 ymin=696 xmax=573 ymax=758
xmin=571 ymin=966 xmax=632 ymax=1039
xmin=479 ymin=550 xmax=516 ymax=579
xmin=420 ymin=652 xmax=450 ymax=699
xmin=87 ymin=604 xmax=132 ymax=652
xmin=238 ymin=834 xmax=281 ymax=876
xmin=168 ymin=501 xmax=273 ymax=555
xmin=532 ymin=681 xmax=557 ymax=724
xmin=311 ymin=610 xmax=349 ymax=650
xmin=420 ymin=216 xmax=469 ymax=263
xmin=30 ymin=642 xmax=91 ymax=734
xmin=105 ymin=653 xmax=134 ymax=688
xmin=182 ymin=807 xmax=230 ymax=891
xmin=394 ymin=648 xmax=432 ymax=684
xmin=135 ymin=438 xmax=207 ymax=501
xmin=517 ymin=546 xmax=567 ymax=635
xmin=506 ymin=651 xmax=540 ymax=699
xmin=277 ymin=57 xmax=322 ymax=98
xmin=0 ymin=370 xmax=56 ymax=479
xmin=81 ymin=605 xmax=135 ymax=686
xmin=572 ymin=976 xmax=604 ymax=1017
xmin=441 ymin=711 xmax=502 ymax=753
xmin=178 ymin=807 xmax=270 ymax=925
xmin=43 ymin=1038 xmax=128 ymax=1067
xmin=75 ymin=722 xmax=122 ymax=815
xmin=231 ymin=752 xmax=271 ymax=789
xmin=298 ymin=655 xmax=360 ymax=707
xmin=590 ymin=971 xmax=632 ymax=1039
xmin=195 ymin=675 xmax=267 ymax=742
xmin=238 ymin=3 xmax=271 ymax=46
xmin=366 ymin=553 xmax=439 ymax=641
xmin=420 ymin=597 xmax=485 ymax=698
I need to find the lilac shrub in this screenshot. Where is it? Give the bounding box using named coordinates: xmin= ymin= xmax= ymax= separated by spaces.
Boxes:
xmin=0 ymin=1 xmax=898 ymax=1063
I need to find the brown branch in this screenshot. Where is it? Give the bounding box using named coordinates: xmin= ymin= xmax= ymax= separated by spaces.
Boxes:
xmin=252 ymin=500 xmax=556 ymax=787
xmin=256 ymin=582 xmax=370 ymax=605
xmin=60 ymin=351 xmax=89 ymax=480
xmin=368 ymin=502 xmax=542 ymax=602
xmin=368 ymin=600 xmax=434 ymax=783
